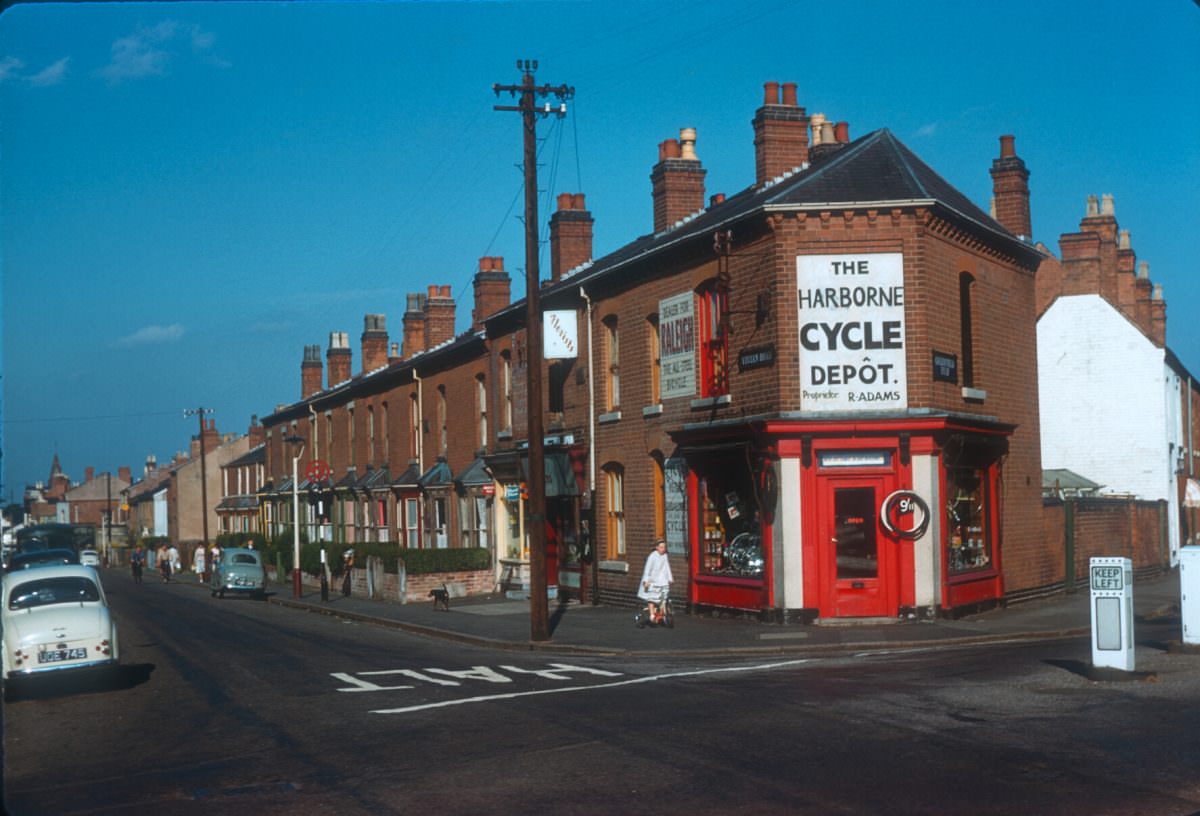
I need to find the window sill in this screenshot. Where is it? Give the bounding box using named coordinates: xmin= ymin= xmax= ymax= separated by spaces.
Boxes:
xmin=598 ymin=411 xmax=622 ymax=425
xmin=961 ymin=387 xmax=987 ymax=402
xmin=690 ymin=394 xmax=732 ymax=411
xmin=642 ymin=404 xmax=663 ymax=418
xmin=598 ymin=560 xmax=629 ymax=573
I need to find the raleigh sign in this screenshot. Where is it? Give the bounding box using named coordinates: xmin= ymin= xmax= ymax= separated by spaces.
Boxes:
xmin=797 ymin=252 xmax=907 ymax=412
xmin=659 ymin=292 xmax=696 ymax=399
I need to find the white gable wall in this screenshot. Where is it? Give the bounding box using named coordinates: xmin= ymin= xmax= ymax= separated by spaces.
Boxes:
xmin=1038 ymin=294 xmax=1168 ymax=501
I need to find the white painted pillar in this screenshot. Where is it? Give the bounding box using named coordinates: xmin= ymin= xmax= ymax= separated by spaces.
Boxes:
xmin=910 ymin=453 xmax=940 ymax=612
xmin=778 ymin=456 xmax=804 ymax=609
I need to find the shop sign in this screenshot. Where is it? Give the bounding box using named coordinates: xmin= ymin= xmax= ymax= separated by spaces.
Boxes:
xmin=663 ymin=456 xmax=688 ymax=556
xmin=544 ymin=310 xmax=578 ymax=359
xmin=481 ymin=483 xmax=495 ymax=497
xmin=504 ymin=484 xmax=520 ymax=502
xmin=659 ymin=292 xmax=696 ymax=399
xmin=932 ymin=350 xmax=957 ymax=383
xmin=738 ymin=344 xmax=775 ymax=372
xmin=797 ymin=253 xmax=907 ymax=412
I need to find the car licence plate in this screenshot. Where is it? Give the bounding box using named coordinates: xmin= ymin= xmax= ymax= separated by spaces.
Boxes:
xmin=38 ymin=647 xmax=88 ymax=664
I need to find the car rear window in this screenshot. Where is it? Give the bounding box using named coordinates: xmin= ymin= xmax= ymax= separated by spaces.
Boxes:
xmin=8 ymin=577 xmax=101 ymax=610
xmin=232 ymin=554 xmax=259 ymax=565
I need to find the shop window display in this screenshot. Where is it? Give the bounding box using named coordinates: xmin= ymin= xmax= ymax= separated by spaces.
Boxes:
xmin=698 ymin=473 xmax=763 ymax=578
xmin=946 ymin=465 xmax=991 ymax=574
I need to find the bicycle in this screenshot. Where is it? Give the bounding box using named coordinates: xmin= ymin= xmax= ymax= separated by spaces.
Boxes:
xmin=635 ymin=586 xmax=674 ymax=628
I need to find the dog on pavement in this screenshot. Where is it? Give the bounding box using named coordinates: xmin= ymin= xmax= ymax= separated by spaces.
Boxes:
xmin=429 ymin=583 xmax=450 ymax=611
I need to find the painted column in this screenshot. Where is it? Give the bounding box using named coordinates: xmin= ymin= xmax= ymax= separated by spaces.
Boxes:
xmin=911 ymin=452 xmax=941 ymax=613
xmin=778 ymin=456 xmax=804 ymax=610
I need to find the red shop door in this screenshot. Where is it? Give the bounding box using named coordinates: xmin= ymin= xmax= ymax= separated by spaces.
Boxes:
xmin=818 ymin=476 xmax=898 ymax=617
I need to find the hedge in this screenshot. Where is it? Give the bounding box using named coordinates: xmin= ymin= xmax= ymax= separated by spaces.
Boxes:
xmin=258 ymin=536 xmax=490 ymax=577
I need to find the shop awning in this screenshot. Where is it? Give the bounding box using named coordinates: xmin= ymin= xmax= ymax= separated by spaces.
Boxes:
xmin=483 ymin=449 xmax=581 ymax=497
xmin=1186 ymin=478 xmax=1200 ymax=508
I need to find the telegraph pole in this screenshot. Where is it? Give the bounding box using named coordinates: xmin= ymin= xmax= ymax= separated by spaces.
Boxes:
xmin=184 ymin=406 xmax=214 ymax=581
xmin=493 ymin=60 xmax=573 ymax=642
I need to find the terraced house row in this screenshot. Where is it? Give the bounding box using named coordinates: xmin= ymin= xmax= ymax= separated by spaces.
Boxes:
xmin=247 ymin=82 xmax=1198 ymax=620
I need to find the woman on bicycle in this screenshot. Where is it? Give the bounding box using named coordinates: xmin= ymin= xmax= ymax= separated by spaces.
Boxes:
xmin=637 ymin=539 xmax=673 ymax=625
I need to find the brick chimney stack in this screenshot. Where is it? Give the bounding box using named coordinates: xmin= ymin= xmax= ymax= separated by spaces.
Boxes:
xmin=118 ymin=465 xmax=131 ymax=483
xmin=424 ymin=285 xmax=456 ymax=348
xmin=753 ymin=81 xmax=810 ymax=186
xmin=301 ymin=344 xmax=323 ymax=398
xmin=989 ymin=134 xmax=1032 ymax=240
xmin=248 ymin=415 xmax=265 ymax=448
xmin=473 ymin=257 xmax=511 ymax=330
xmin=327 ymin=331 xmax=352 ymax=387
xmin=402 ymin=292 xmax=427 ymax=358
xmin=85 ymin=466 xmax=95 ymax=483
xmin=360 ymin=313 xmax=389 ymax=373
xmin=1150 ymin=284 xmax=1166 ymax=347
xmin=549 ymin=193 xmax=594 ymax=281
xmin=651 ymin=128 xmax=706 ymax=234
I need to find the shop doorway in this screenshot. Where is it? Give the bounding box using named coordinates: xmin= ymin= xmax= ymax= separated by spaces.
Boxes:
xmin=818 ymin=476 xmax=898 ymax=617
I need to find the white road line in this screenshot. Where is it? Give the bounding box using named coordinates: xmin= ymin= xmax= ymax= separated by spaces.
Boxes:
xmin=369 ymin=658 xmax=812 ymax=715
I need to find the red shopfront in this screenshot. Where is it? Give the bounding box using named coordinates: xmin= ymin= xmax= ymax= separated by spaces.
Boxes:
xmin=683 ymin=416 xmax=1010 ymax=620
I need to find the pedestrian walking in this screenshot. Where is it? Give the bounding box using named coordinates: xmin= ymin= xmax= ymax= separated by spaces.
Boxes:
xmin=168 ymin=543 xmax=181 ymax=575
xmin=159 ymin=543 xmax=172 ymax=582
xmin=193 ymin=544 xmax=206 ymax=584
xmin=341 ymin=548 xmax=355 ymax=597
xmin=131 ymin=544 xmax=145 ymax=584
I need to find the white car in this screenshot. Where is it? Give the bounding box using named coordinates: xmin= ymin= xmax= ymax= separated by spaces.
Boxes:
xmin=79 ymin=549 xmax=101 ymax=567
xmin=2 ymin=564 xmax=119 ymax=687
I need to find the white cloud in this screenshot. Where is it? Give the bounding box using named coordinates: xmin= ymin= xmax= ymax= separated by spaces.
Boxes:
xmin=28 ymin=57 xmax=69 ymax=87
xmin=114 ymin=324 xmax=186 ymax=348
xmin=98 ymin=21 xmax=221 ymax=85
xmin=0 ymin=56 xmax=24 ymax=82
xmin=916 ymin=123 xmax=938 ymax=137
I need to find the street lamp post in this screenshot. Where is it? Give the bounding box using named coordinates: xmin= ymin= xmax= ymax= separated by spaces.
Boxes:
xmin=285 ymin=435 xmax=305 ymax=599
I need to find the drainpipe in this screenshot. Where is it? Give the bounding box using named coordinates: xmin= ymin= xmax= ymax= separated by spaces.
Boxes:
xmin=581 ymin=286 xmax=598 ymax=603
xmin=414 ymin=369 xmax=424 ymax=475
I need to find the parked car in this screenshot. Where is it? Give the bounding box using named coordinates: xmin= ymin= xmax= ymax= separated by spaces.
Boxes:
xmin=79 ymin=549 xmax=101 ymax=567
xmin=2 ymin=564 xmax=119 ymax=688
xmin=210 ymin=547 xmax=267 ymax=599
xmin=7 ymin=548 xmax=80 ymax=571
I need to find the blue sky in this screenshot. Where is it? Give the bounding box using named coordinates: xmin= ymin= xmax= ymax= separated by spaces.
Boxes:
xmin=2 ymin=0 xmax=1198 ymax=498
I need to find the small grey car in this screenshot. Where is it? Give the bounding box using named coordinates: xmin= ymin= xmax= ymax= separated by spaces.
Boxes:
xmin=210 ymin=547 xmax=267 ymax=599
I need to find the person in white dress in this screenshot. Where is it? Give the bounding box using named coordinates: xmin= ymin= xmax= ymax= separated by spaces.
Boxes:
xmin=637 ymin=539 xmax=673 ymax=624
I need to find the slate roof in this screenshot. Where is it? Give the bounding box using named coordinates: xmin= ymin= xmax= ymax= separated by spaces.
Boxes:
xmin=495 ymin=128 xmax=1040 ymax=320
xmin=391 ymin=462 xmax=423 ymax=489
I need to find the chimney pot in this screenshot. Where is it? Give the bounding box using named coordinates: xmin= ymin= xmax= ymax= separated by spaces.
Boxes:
xmin=1086 ymin=195 xmax=1099 ymax=217
xmin=1119 ymin=230 xmax=1131 ymax=250
xmin=763 ymin=81 xmax=780 ymax=105
xmin=710 ymin=193 xmax=725 ymax=206
xmin=819 ymin=121 xmax=836 ymax=145
xmin=1101 ymin=193 xmax=1115 ymax=217
xmin=834 ymin=121 xmax=849 ymax=143
xmin=427 ymin=284 xmax=438 ymax=298
xmin=781 ymin=82 xmax=798 ymax=107
xmin=1153 ymin=283 xmax=1163 ymax=300
xmin=439 ymin=285 xmax=451 ymax=298
xmin=572 ymin=193 xmax=586 ymax=209
xmin=679 ymin=128 xmax=698 ymax=160
xmin=999 ymin=134 xmax=1016 ymax=158
xmin=810 ymin=113 xmax=826 ymax=145
xmin=556 ymin=192 xmax=573 ymax=211
xmin=1138 ymin=260 xmax=1150 ymax=280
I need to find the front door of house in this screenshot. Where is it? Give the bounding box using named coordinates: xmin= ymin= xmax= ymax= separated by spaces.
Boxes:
xmin=818 ymin=476 xmax=897 ymax=617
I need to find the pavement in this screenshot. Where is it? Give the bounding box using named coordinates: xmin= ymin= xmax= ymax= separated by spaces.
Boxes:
xmin=257 ymin=568 xmax=1187 ymax=657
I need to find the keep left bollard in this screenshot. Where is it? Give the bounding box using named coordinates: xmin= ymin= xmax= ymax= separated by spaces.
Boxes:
xmin=1090 ymin=556 xmax=1134 ymax=671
